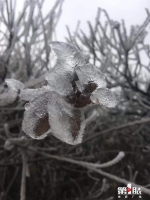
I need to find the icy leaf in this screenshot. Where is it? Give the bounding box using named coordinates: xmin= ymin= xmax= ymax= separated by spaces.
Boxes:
xmin=90 ymin=88 xmax=118 ymax=108
xmin=22 ymin=91 xmax=52 ymax=139
xmin=46 ymin=42 xmax=87 ymax=96
xmin=49 ymin=41 xmax=86 ymax=67
xmin=75 ymin=64 xmax=107 ymax=92
xmin=19 ymin=86 xmax=50 ymax=101
xmin=45 ymin=68 xmax=73 ymax=96
xmin=48 ymin=93 xmax=85 ymax=145
xmin=20 ymin=89 xmax=41 ymax=101
xmin=5 ymin=79 xmax=24 ymax=91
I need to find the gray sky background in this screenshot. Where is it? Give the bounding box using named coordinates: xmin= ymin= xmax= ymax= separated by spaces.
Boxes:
xmin=48 ymin=0 xmax=150 ymax=41
xmin=16 ymin=0 xmax=150 ymax=41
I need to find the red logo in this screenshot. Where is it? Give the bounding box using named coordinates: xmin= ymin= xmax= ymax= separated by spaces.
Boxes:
xmin=127 ymin=187 xmax=131 ymax=193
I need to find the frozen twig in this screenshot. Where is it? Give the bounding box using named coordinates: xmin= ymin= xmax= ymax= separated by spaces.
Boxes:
xmin=20 ymin=150 xmax=26 ymax=200
xmin=28 ymin=147 xmax=150 ymax=195
xmin=84 ymin=110 xmax=99 ymax=125
xmin=80 ymin=151 xmax=125 ymax=168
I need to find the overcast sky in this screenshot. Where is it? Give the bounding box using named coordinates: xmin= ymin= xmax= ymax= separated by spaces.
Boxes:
xmin=52 ymin=0 xmax=150 ymax=41
xmin=16 ymin=0 xmax=150 ymax=41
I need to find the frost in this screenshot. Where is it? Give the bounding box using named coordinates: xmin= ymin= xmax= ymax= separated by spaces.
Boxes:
xmin=90 ymin=88 xmax=118 ymax=108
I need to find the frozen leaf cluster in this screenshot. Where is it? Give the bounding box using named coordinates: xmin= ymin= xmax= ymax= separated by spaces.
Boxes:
xmin=1 ymin=42 xmax=118 ymax=145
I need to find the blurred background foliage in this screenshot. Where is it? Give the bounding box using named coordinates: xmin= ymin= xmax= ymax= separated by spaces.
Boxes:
xmin=0 ymin=0 xmax=150 ymax=199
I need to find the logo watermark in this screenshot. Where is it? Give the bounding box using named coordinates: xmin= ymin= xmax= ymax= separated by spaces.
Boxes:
xmin=117 ymin=183 xmax=142 ymax=199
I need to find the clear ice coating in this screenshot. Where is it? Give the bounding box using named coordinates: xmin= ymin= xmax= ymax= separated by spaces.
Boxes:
xmin=48 ymin=93 xmax=85 ymax=145
xmin=19 ymin=86 xmax=50 ymax=101
xmin=22 ymin=91 xmax=52 ymax=140
xmin=75 ymin=64 xmax=107 ymax=92
xmin=20 ymin=88 xmax=41 ymax=101
xmin=49 ymin=41 xmax=86 ymax=67
xmin=45 ymin=67 xmax=73 ymax=96
xmin=45 ymin=41 xmax=87 ymax=96
xmin=18 ymin=41 xmax=118 ymax=145
xmin=90 ymin=88 xmax=118 ymax=108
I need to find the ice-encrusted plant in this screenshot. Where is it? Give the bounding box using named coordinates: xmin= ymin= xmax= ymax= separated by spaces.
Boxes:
xmin=1 ymin=42 xmax=118 ymax=145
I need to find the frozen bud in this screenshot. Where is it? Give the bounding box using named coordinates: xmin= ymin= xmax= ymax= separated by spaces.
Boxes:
xmin=48 ymin=93 xmax=85 ymax=145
